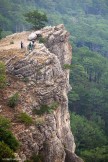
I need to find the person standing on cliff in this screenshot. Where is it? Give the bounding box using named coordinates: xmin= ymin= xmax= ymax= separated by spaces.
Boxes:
xmin=21 ymin=41 xmax=24 ymax=49
xmin=28 ymin=41 xmax=34 ymax=51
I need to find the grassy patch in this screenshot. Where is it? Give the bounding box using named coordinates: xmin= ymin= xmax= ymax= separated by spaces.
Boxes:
xmin=7 ymin=92 xmax=19 ymax=108
xmin=17 ymin=112 xmax=33 ymax=126
xmin=0 ymin=116 xmax=11 ymax=129
xmin=0 ymin=141 xmax=16 ymax=161
xmin=0 ymin=127 xmax=19 ymax=151
xmin=33 ymin=102 xmax=59 ymax=115
xmin=0 ymin=116 xmax=20 ymax=154
xmin=38 ymin=36 xmax=46 ymax=44
xmin=0 ymin=61 xmax=6 ymax=88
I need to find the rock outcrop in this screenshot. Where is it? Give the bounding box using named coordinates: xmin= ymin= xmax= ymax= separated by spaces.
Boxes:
xmin=3 ymin=24 xmax=83 ymax=162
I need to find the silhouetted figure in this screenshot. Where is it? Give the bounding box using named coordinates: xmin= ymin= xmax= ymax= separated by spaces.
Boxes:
xmin=21 ymin=41 xmax=23 ymax=49
xmin=28 ymin=41 xmax=33 ymax=50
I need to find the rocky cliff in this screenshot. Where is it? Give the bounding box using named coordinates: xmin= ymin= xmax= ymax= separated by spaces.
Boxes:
xmin=0 ymin=24 xmax=83 ymax=162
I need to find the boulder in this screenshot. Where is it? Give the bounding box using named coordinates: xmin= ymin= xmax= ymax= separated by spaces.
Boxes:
xmin=28 ymin=32 xmax=37 ymax=41
xmin=34 ymin=30 xmax=42 ymax=35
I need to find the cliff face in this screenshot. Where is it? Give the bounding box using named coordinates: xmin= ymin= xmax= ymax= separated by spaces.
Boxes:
xmin=0 ymin=24 xmax=83 ymax=162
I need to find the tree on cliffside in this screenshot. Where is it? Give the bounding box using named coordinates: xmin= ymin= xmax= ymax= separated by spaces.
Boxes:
xmin=24 ymin=10 xmax=48 ymax=30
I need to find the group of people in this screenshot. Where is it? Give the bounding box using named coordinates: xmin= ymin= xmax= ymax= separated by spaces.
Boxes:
xmin=20 ymin=40 xmax=35 ymax=51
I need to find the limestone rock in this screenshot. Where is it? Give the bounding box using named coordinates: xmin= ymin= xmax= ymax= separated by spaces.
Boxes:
xmin=28 ymin=32 xmax=37 ymax=41
xmin=6 ymin=24 xmax=83 ymax=162
xmin=34 ymin=30 xmax=42 ymax=37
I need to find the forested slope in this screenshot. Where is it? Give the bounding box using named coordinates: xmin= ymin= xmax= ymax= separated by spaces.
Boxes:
xmin=69 ymin=46 xmax=108 ymax=161
xmin=0 ymin=0 xmax=108 ymax=55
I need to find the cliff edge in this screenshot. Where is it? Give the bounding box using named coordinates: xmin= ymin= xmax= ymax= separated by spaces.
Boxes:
xmin=0 ymin=24 xmax=83 ymax=162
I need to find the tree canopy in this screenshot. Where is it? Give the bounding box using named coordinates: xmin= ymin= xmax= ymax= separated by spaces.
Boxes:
xmin=69 ymin=45 xmax=108 ymax=161
xmin=24 ymin=10 xmax=48 ymax=30
xmin=70 ymin=113 xmax=108 ymax=162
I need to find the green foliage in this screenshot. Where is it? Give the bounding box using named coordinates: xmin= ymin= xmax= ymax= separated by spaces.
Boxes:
xmin=80 ymin=146 xmax=108 ymax=162
xmin=69 ymin=48 xmax=108 ymax=114
xmin=50 ymin=102 xmax=59 ymax=110
xmin=70 ymin=64 xmax=88 ymax=84
xmin=24 ymin=10 xmax=48 ymax=30
xmin=18 ymin=112 xmax=33 ymax=126
xmin=34 ymin=102 xmax=59 ymax=115
xmin=69 ymin=45 xmax=108 ymax=161
xmin=0 ymin=116 xmax=19 ymax=160
xmin=69 ymin=46 xmax=108 ymax=119
xmin=0 ymin=0 xmax=108 ymax=52
xmin=70 ymin=113 xmax=107 ymax=152
xmin=0 ymin=63 xmax=5 ymax=73
xmin=7 ymin=92 xmax=19 ymax=108
xmin=0 ymin=127 xmax=19 ymax=151
xmin=38 ymin=36 xmax=46 ymax=43
xmin=1 ymin=30 xmax=13 ymax=38
xmin=0 ymin=62 xmax=6 ymax=88
xmin=0 ymin=116 xmax=11 ymax=129
xmin=34 ymin=105 xmax=51 ymax=115
xmin=0 ymin=141 xmax=15 ymax=162
xmin=31 ymin=153 xmax=44 ymax=162
xmin=0 ymin=0 xmax=108 ymax=55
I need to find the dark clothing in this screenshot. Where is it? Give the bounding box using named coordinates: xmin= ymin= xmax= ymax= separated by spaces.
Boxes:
xmin=28 ymin=42 xmax=32 ymax=50
xmin=28 ymin=41 xmax=35 ymax=50
xmin=21 ymin=41 xmax=23 ymax=49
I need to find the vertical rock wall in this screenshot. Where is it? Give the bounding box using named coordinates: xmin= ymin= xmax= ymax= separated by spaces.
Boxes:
xmin=7 ymin=24 xmax=83 ymax=162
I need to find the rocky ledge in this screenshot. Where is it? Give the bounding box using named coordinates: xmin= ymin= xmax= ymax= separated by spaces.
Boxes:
xmin=4 ymin=24 xmax=83 ymax=162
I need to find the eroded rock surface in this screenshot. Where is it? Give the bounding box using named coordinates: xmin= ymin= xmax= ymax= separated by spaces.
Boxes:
xmin=3 ymin=24 xmax=83 ymax=162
